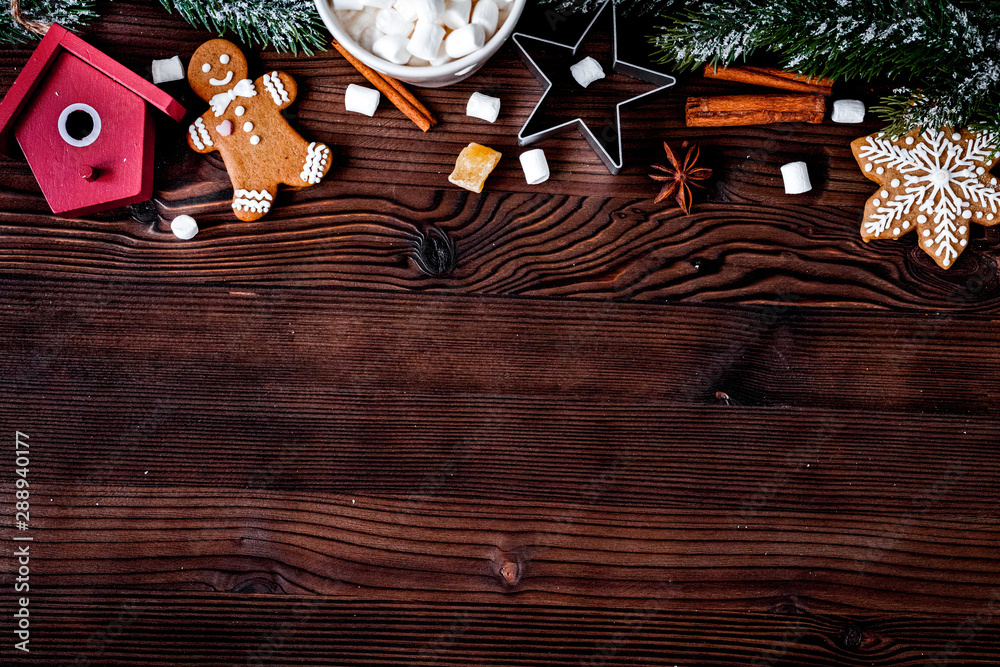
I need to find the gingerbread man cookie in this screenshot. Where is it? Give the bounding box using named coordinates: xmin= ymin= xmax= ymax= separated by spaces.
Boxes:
xmin=186 ymin=39 xmax=331 ymax=221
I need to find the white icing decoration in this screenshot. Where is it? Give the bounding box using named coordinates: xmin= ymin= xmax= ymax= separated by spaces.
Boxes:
xmin=891 ymin=179 xmax=900 ymax=187
xmin=243 ymin=122 xmax=253 ymax=132
xmin=235 ymin=106 xmax=245 ymax=116
xmin=201 ymin=63 xmax=211 ymax=73
xmin=210 ymin=79 xmax=256 ymax=116
xmin=188 ymin=123 xmax=203 ymax=150
xmin=209 ymin=71 xmax=234 ymax=86
xmin=893 ymin=228 xmax=900 ymax=235
xmin=977 ymin=211 xmax=983 ymax=218
xmin=876 ymin=167 xmax=884 ymax=174
xmin=960 ymin=239 xmax=967 ymax=246
xmin=880 ymin=190 xmax=889 ymax=198
xmin=300 ymin=142 xmax=330 ymax=184
xmin=262 ymin=72 xmax=290 ymax=106
xmin=864 ymin=163 xmax=872 ymax=172
xmin=250 ymin=135 xmax=260 ymax=145
xmin=873 ymin=199 xmax=881 ymax=206
xmin=856 ymin=128 xmax=1000 ymax=267
xmin=193 ymin=117 xmax=213 ymax=148
xmin=232 ymin=189 xmax=273 ymax=214
xmin=902 ymin=221 xmax=909 ymax=229
xmin=952 ymin=133 xmax=962 ymax=141
xmin=220 ymin=54 xmax=231 ymax=64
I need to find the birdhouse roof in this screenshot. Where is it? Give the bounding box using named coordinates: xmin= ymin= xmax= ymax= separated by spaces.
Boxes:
xmin=0 ymin=24 xmax=185 ymax=154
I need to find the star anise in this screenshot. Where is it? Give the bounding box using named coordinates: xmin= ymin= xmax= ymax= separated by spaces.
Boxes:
xmin=650 ymin=141 xmax=713 ymax=214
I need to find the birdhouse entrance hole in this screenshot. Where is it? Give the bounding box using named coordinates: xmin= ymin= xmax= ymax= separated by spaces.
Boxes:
xmin=57 ymin=102 xmax=101 ymax=147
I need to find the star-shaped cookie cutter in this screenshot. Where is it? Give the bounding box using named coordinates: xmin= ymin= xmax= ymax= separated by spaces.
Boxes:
xmin=512 ymin=0 xmax=676 ymax=175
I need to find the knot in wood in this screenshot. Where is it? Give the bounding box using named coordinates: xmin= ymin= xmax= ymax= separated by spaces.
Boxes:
xmin=840 ymin=621 xmax=864 ymax=651
xmin=230 ymin=577 xmax=278 ymax=594
xmin=128 ymin=200 xmax=158 ymax=224
xmin=499 ymin=560 xmax=520 ymax=586
xmin=414 ymin=227 xmax=457 ymax=276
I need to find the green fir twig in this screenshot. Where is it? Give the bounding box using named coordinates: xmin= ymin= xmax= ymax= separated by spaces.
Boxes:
xmin=1 ymin=0 xmax=98 ymax=45
xmin=158 ymin=0 xmax=328 ymax=55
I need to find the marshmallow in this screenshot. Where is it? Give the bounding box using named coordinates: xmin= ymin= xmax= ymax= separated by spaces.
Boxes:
xmin=441 ymin=0 xmax=471 ymax=29
xmin=392 ymin=0 xmax=419 ymax=21
xmin=411 ymin=0 xmax=445 ymax=21
xmin=357 ymin=25 xmax=379 ymax=51
xmin=362 ymin=0 xmax=394 ymax=8
xmin=781 ymin=161 xmax=812 ymax=194
xmin=470 ymin=0 xmax=498 ymax=38
xmin=345 ymin=83 xmax=381 ymax=116
xmin=334 ymin=0 xmax=366 ymax=9
xmin=375 ymin=8 xmax=415 ymax=36
xmin=170 ymin=215 xmax=199 ymax=240
xmin=466 ymin=91 xmax=500 ymax=123
xmin=445 ymin=23 xmax=485 ymax=59
xmin=428 ymin=43 xmax=451 ymax=66
xmin=519 ymin=149 xmax=550 ymax=185
xmin=406 ymin=19 xmax=446 ymax=61
xmin=151 ymin=56 xmax=185 ymax=84
xmin=372 ymin=34 xmax=411 ymax=64
xmin=832 ymin=99 xmax=866 ymax=124
xmin=570 ymin=56 xmax=604 ymax=88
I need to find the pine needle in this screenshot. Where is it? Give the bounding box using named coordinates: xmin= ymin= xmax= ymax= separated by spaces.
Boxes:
xmin=158 ymin=0 xmax=328 ymax=55
xmin=1 ymin=0 xmax=98 ymax=45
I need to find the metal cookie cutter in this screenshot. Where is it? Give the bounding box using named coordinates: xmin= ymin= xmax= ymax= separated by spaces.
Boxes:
xmin=513 ymin=0 xmax=676 ymax=175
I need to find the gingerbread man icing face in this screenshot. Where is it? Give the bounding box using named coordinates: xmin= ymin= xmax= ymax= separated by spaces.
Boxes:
xmin=185 ymin=39 xmax=331 ymax=222
xmin=189 ymin=40 xmax=250 ymax=101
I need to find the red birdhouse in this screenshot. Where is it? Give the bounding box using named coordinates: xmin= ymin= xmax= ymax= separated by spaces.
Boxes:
xmin=0 ymin=25 xmax=185 ymax=218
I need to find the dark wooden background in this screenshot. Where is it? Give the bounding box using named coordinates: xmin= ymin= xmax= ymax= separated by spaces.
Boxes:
xmin=1 ymin=1 xmax=998 ymax=664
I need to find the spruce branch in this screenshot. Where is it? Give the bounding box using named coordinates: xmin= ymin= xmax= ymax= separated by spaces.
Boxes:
xmin=2 ymin=0 xmax=98 ymax=45
xmin=158 ymin=0 xmax=328 ymax=55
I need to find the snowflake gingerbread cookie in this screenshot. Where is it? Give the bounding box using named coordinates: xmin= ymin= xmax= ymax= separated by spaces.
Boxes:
xmin=851 ymin=128 xmax=1000 ymax=269
xmin=186 ymin=39 xmax=331 ymax=221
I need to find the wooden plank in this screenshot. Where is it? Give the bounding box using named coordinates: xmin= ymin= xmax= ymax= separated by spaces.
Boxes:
xmin=1 ymin=189 xmax=998 ymax=311
xmin=1 ymin=594 xmax=998 ymax=665
xmin=1 ymin=2 xmax=998 ymax=308
xmin=6 ymin=483 xmax=998 ymax=614
xmin=5 ymin=396 xmax=996 ymax=515
xmin=0 ymin=278 xmax=998 ymax=414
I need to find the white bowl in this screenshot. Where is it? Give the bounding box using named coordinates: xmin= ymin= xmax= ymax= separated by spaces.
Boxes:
xmin=315 ymin=0 xmax=527 ymax=87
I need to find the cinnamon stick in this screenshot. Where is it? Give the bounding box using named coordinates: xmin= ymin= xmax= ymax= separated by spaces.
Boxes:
xmin=330 ymin=40 xmax=436 ymax=132
xmin=685 ymin=94 xmax=826 ymax=127
xmin=702 ymin=64 xmax=834 ymax=96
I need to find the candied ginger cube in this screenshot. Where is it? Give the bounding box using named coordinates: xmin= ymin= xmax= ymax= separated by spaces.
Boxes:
xmin=448 ymin=143 xmax=502 ymax=193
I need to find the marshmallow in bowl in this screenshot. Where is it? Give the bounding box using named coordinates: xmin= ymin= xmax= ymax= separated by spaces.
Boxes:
xmin=334 ymin=0 xmax=512 ymax=67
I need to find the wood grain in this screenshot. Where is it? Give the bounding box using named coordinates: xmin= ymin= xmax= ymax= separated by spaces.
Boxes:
xmin=2 ymin=594 xmax=997 ymax=665
xmin=2 ymin=2 xmax=999 ymax=664
xmin=1 ymin=281 xmax=998 ymax=621
xmin=1 ymin=278 xmax=999 ymax=415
